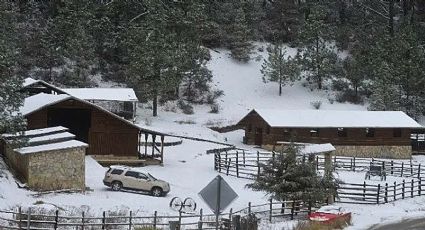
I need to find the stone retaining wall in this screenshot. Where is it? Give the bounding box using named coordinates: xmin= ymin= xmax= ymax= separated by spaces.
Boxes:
xmin=27 ymin=147 xmax=86 ymax=191
xmin=334 ymin=145 xmax=411 ymax=159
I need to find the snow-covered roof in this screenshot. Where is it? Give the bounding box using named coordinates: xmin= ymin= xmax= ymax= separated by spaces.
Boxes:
xmin=276 ymin=142 xmax=335 ymax=155
xmin=27 ymin=132 xmax=75 ymax=145
xmin=246 ymin=109 xmax=422 ymax=128
xmin=2 ymin=126 xmax=69 ymax=138
xmin=23 ymin=77 xmax=38 ymax=87
xmin=20 ymin=93 xmax=71 ymax=116
xmin=62 ymin=88 xmax=138 ymax=102
xmin=14 ymin=140 xmax=88 ymax=155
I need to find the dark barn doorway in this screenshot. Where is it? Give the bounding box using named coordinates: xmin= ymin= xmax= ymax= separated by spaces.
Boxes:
xmin=255 ymin=128 xmax=263 ymax=146
xmin=47 ymin=108 xmax=91 ymax=143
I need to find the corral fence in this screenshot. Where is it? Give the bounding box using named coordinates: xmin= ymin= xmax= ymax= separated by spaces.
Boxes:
xmin=213 ymin=150 xmax=425 ymax=180
xmin=213 ymin=149 xmax=425 ymax=204
xmin=0 ymin=200 xmax=320 ymax=230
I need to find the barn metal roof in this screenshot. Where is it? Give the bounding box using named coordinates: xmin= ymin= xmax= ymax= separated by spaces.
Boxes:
xmin=62 ymin=88 xmax=138 ymax=102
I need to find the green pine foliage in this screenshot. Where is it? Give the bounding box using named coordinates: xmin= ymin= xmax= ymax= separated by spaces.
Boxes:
xmin=0 ymin=2 xmax=26 ymax=134
xmin=261 ymin=44 xmax=300 ymax=96
xmin=247 ymin=145 xmax=339 ymax=203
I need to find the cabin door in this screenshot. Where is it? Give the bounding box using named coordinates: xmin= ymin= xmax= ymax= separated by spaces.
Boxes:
xmin=47 ymin=108 xmax=91 ymax=143
xmin=255 ymin=128 xmax=263 ymax=146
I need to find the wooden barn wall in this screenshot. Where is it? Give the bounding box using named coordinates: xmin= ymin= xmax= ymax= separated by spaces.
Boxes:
xmin=25 ymin=100 xmax=139 ymax=156
xmin=239 ymin=112 xmax=412 ymax=146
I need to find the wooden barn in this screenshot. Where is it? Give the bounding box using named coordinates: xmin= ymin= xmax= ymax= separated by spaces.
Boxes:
xmin=20 ymin=93 xmax=165 ymax=163
xmin=237 ymin=109 xmax=423 ymax=159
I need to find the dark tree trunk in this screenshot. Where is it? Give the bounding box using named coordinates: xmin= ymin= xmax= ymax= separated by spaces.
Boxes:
xmin=279 ymin=78 xmax=282 ymax=96
xmin=152 ymin=86 xmax=158 ymax=117
xmin=389 ymin=0 xmax=395 ymax=37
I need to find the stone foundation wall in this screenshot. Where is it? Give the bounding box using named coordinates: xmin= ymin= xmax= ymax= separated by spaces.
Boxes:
xmin=334 ymin=145 xmax=411 ymax=159
xmin=27 ymin=147 xmax=86 ymax=191
xmin=3 ymin=144 xmax=29 ymax=181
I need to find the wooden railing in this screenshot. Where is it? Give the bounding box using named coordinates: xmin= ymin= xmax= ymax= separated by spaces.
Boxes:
xmin=0 ymin=200 xmax=318 ymax=230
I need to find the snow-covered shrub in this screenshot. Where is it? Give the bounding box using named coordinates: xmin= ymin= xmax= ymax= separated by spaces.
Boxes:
xmin=144 ymin=118 xmax=152 ymax=126
xmin=163 ymin=101 xmax=178 ymax=113
xmin=206 ymin=90 xmax=224 ymax=105
xmin=209 ymin=103 xmax=220 ymax=114
xmin=310 ymin=100 xmax=322 ymax=110
xmin=177 ymin=100 xmax=194 ymax=115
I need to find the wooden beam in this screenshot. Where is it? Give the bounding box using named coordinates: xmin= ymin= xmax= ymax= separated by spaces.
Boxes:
xmin=160 ymin=135 xmax=164 ymax=163
xmin=151 ymin=134 xmax=156 ymax=158
xmin=144 ymin=133 xmax=148 ymax=158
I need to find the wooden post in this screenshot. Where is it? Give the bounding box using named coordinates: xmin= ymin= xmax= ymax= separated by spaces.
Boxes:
xmin=178 ymin=211 xmax=182 ymax=228
xmin=418 ymin=164 xmax=422 ymax=179
xmin=402 ymin=180 xmax=405 ymax=199
xmin=391 ymin=160 xmax=394 ymax=175
xmin=411 ymin=160 xmax=413 ymax=176
xmin=401 ymin=162 xmax=404 ymax=177
xmin=281 ymin=202 xmax=285 ymax=214
xmin=214 ymin=152 xmax=217 ymax=170
xmin=229 ymin=208 xmax=233 ymax=230
xmin=18 ymin=207 xmax=22 ymax=230
xmin=363 ymin=181 xmax=366 ymax=201
xmin=290 ymin=201 xmax=295 ymax=220
xmin=248 ymin=202 xmax=252 ymax=215
xmin=243 ymin=150 xmax=246 ymax=166
xmin=385 ymin=183 xmax=388 ymax=203
xmin=353 ymin=157 xmax=356 ymax=172
xmin=26 ymin=207 xmax=31 ymax=230
xmin=226 ymin=158 xmax=231 ymax=176
xmin=144 ymin=133 xmax=148 ymax=158
xmin=218 ymin=152 xmax=222 ymax=173
xmin=198 ymin=209 xmax=203 ymax=230
xmin=411 ymin=179 xmax=414 ymax=198
xmin=316 ymin=155 xmax=319 ymax=170
xmin=82 ymin=211 xmax=85 ymax=230
xmin=160 ymin=135 xmax=165 ymax=163
xmin=153 ymin=211 xmax=157 ymax=229
xmin=350 ymin=158 xmax=353 ymax=171
xmin=269 ymin=199 xmax=273 ymax=222
xmin=377 ymin=184 xmax=381 ymax=204
xmin=257 ymin=151 xmax=260 ymax=177
xmin=420 ymin=179 xmax=422 ymax=196
xmin=236 ymin=151 xmax=239 ymax=178
xmin=394 ymin=181 xmax=397 ymax=201
xmin=102 ymin=211 xmax=106 ymax=230
xmin=129 ymin=211 xmax=132 ymax=230
xmin=151 ymin=134 xmax=156 ymax=158
xmin=54 ymin=210 xmax=58 ymax=230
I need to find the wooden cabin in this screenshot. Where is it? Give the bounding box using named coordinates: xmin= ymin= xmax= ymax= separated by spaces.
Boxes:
xmin=20 ymin=93 xmax=165 ymax=163
xmin=237 ymin=109 xmax=423 ymax=159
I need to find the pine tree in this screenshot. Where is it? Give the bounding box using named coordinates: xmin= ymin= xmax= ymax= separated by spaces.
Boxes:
xmin=297 ymin=4 xmax=340 ymax=90
xmin=0 ymin=2 xmax=26 ymax=134
xmin=261 ymin=44 xmax=300 ymax=96
xmin=247 ymin=145 xmax=339 ymax=203
xmin=227 ymin=1 xmax=252 ymax=62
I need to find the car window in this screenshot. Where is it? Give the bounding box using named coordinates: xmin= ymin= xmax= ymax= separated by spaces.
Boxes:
xmin=111 ymin=169 xmax=124 ymax=175
xmin=138 ymin=173 xmax=149 ymax=180
xmin=124 ymin=171 xmax=139 ymax=178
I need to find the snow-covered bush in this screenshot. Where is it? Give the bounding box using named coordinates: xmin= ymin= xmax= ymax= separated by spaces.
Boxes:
xmin=310 ymin=100 xmax=322 ymax=110
xmin=209 ymin=103 xmax=220 ymax=114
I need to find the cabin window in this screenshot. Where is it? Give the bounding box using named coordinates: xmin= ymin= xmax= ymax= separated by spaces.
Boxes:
xmin=337 ymin=128 xmax=347 ymax=137
xmin=248 ymin=124 xmax=252 ymax=132
xmin=283 ymin=129 xmax=292 ymax=139
xmin=393 ymin=128 xmax=402 ymax=137
xmin=310 ymin=129 xmax=319 ymax=137
xmin=366 ymin=128 xmax=375 ymax=137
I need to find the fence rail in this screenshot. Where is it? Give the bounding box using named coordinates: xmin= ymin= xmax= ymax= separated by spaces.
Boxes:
xmin=213 ymin=149 xmax=425 ymax=204
xmin=0 ymin=200 xmax=320 ymax=230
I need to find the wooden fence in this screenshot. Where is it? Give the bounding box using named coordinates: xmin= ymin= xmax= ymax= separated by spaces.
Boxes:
xmin=213 ymin=150 xmax=425 ymax=204
xmin=0 ymin=200 xmax=318 ymax=230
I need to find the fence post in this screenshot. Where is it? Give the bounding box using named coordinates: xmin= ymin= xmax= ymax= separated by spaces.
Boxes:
xmin=353 ymin=157 xmax=356 ymax=172
xmin=214 ymin=152 xmax=217 ymax=170
xmin=420 ymin=179 xmax=422 ymax=196
xmin=198 ymin=209 xmax=203 ymax=230
xmin=82 ymin=211 xmax=85 ymax=230
xmin=257 ymin=151 xmax=260 ymax=177
xmin=391 ymin=160 xmax=394 ymax=175
xmin=411 ymin=160 xmax=413 ymax=176
xmin=154 ymin=211 xmax=157 ymax=229
xmin=18 ymin=207 xmax=22 ymax=230
xmin=308 ymin=200 xmax=312 ymax=215
xmin=290 ymin=201 xmax=295 ymax=220
xmin=243 ymin=150 xmax=246 ymax=166
xmin=269 ymin=199 xmax=273 ymax=222
xmin=178 ymin=211 xmax=182 ymax=227
xmin=102 ymin=211 xmax=106 ymax=230
xmin=394 ymin=181 xmax=396 ymax=201
xmin=382 ymin=161 xmax=385 ymax=171
xmin=377 ymin=184 xmax=381 ymax=204
xmin=316 ymin=155 xmax=319 ymax=171
xmin=363 ymin=181 xmax=366 ymax=201
xmin=248 ymin=202 xmax=252 ymax=215
xmin=54 ymin=210 xmax=58 ymax=230
xmin=401 ymin=162 xmax=404 ymax=177
xmin=402 ymin=180 xmax=405 ymax=199
xmin=236 ymin=151 xmax=239 ymax=178
xmin=418 ymin=164 xmax=422 ymax=179
xmin=226 ymin=158 xmax=231 ymax=176
xmin=281 ymin=202 xmax=285 ymax=214
xmin=229 ymin=208 xmax=233 ymax=230
xmin=26 ymin=207 xmax=31 ymax=230
xmin=385 ymin=183 xmax=388 ymax=203
xmin=411 ymin=179 xmax=414 ymax=198
xmin=218 ymin=152 xmax=222 ymax=173
xmin=128 ymin=211 xmax=132 ymax=230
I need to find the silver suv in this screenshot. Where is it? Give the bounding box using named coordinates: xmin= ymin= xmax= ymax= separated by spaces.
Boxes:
xmin=103 ymin=166 xmax=170 ymax=197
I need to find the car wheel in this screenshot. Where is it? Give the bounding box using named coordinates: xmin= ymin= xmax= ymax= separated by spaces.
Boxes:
xmin=111 ymin=181 xmax=122 ymax=191
xmin=151 ymin=187 xmax=163 ymax=197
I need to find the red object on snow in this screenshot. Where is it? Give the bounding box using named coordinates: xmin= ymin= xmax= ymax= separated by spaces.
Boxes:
xmin=308 ymin=205 xmax=351 ymax=224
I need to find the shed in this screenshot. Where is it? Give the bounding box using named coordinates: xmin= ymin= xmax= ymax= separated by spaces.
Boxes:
xmin=1 ymin=127 xmax=87 ymax=191
xmin=237 ymin=109 xmax=423 ymax=159
xmin=20 ymin=93 xmax=165 ymax=163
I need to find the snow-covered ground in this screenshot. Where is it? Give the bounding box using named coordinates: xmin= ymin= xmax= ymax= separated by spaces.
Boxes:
xmin=1 ymin=45 xmax=424 ymax=229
